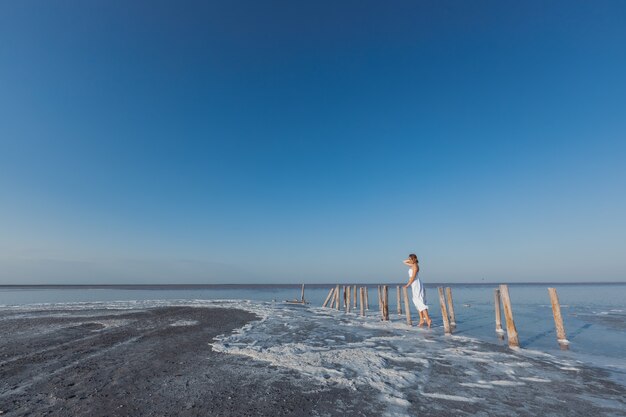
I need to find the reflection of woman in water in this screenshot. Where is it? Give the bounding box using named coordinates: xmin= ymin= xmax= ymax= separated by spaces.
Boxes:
xmin=403 ymin=254 xmax=432 ymax=328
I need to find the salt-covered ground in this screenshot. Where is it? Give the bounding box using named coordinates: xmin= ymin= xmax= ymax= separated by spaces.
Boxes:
xmin=0 ymin=302 xmax=378 ymax=417
xmin=1 ymin=299 xmax=624 ymax=416
xmin=213 ymin=300 xmax=626 ymax=417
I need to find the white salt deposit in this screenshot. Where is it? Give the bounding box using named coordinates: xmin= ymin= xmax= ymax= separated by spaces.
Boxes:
xmin=520 ymin=377 xmax=551 ymax=383
xmin=420 ymin=392 xmax=480 ymax=402
xmin=459 ymin=382 xmax=493 ymax=389
xmin=207 ymin=301 xmax=620 ymax=416
xmin=489 ymin=380 xmax=525 ymax=386
xmin=170 ymin=320 xmax=199 ymax=327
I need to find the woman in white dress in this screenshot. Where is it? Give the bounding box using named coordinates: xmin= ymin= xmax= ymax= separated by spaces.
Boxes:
xmin=403 ymin=254 xmax=432 ymax=328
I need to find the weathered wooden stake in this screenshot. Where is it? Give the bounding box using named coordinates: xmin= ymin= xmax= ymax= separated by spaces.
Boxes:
xmin=396 ymin=285 xmax=402 ymax=315
xmin=322 ymin=288 xmax=334 ymax=308
xmin=343 ymin=286 xmax=347 ymax=309
xmin=548 ymin=288 xmax=568 ymax=344
xmin=346 ymin=286 xmax=351 ymax=313
xmin=494 ymin=288 xmax=504 ymax=333
xmin=329 ymin=291 xmax=336 ymax=309
xmin=402 ymin=286 xmax=412 ymax=326
xmin=365 ymin=287 xmax=369 ymax=310
xmin=301 ymin=284 xmax=305 ymax=303
xmin=353 ymin=285 xmax=357 ymax=308
xmin=382 ymin=286 xmax=389 ymax=321
xmin=377 ymin=286 xmax=382 ymax=313
xmin=499 ymin=284 xmax=519 ymax=348
xmin=360 ymin=287 xmax=365 ymax=317
xmin=445 ymin=287 xmax=456 ymax=326
xmin=438 ymin=287 xmax=451 ymax=334
xmin=335 ymin=285 xmax=341 ymax=311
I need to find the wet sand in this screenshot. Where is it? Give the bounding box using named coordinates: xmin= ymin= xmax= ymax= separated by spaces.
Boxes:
xmin=0 ymin=307 xmax=376 ymax=417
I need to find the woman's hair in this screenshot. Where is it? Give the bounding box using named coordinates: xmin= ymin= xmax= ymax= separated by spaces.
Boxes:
xmin=408 ymin=254 xmax=418 ymax=264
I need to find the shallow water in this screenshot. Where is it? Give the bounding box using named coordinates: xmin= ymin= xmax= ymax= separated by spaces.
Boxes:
xmin=1 ymin=284 xmax=624 ymax=354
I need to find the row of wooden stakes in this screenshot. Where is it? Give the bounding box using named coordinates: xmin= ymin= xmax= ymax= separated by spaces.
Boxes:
xmin=321 ymin=284 xmax=569 ymax=349
xmin=320 ymin=284 xmax=457 ymax=329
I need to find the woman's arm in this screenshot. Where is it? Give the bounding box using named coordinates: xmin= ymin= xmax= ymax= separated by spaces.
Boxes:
xmin=402 ymin=259 xmax=412 ymax=266
xmin=404 ymin=266 xmax=418 ymax=288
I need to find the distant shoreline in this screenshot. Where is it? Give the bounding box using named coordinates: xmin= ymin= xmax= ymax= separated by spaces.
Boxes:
xmin=1 ymin=282 xmax=624 ymax=289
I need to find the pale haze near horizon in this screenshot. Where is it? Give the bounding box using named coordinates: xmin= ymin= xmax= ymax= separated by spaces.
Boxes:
xmin=1 ymin=1 xmax=625 ymax=285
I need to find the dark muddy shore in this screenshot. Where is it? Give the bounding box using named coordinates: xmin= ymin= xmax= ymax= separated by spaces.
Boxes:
xmin=0 ymin=307 xmax=376 ymax=417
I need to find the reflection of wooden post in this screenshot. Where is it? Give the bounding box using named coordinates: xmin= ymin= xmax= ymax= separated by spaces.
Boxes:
xmin=301 ymin=284 xmax=305 ymax=303
xmin=322 ymin=288 xmax=334 ymax=307
xmin=340 ymin=288 xmax=344 ymax=309
xmin=346 ymin=286 xmax=351 ymax=313
xmin=402 ymin=287 xmax=412 ymax=326
xmin=396 ymin=286 xmax=402 ymax=315
xmin=360 ymin=288 xmax=365 ymax=317
xmin=499 ymin=284 xmax=519 ymax=348
xmin=353 ymin=285 xmax=357 ymax=308
xmin=494 ymin=288 xmax=504 ymax=333
xmin=438 ymin=287 xmax=451 ymax=334
xmin=445 ymin=287 xmax=456 ymax=326
xmin=548 ymin=288 xmax=568 ymax=344
xmin=382 ymin=286 xmax=389 ymax=320
xmin=335 ymin=285 xmax=341 ymax=310
xmin=365 ymin=287 xmax=369 ymax=310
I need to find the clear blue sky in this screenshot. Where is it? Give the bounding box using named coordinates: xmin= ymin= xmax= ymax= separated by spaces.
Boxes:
xmin=1 ymin=1 xmax=625 ymax=284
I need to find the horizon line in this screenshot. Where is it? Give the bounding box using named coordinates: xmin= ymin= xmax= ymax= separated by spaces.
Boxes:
xmin=1 ymin=281 xmax=625 ymax=288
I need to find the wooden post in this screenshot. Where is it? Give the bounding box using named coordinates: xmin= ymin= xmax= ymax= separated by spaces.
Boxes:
xmin=494 ymin=288 xmax=504 ymax=333
xmin=329 ymin=291 xmax=336 ymax=309
xmin=445 ymin=287 xmax=456 ymax=327
xmin=499 ymin=284 xmax=519 ymax=348
xmin=548 ymin=288 xmax=568 ymax=344
xmin=335 ymin=285 xmax=341 ymax=310
xmin=301 ymin=284 xmax=305 ymax=303
xmin=322 ymin=288 xmax=334 ymax=308
xmin=402 ymin=286 xmax=412 ymax=326
xmin=396 ymin=285 xmax=402 ymax=315
xmin=360 ymin=287 xmax=365 ymax=317
xmin=382 ymin=286 xmax=389 ymax=321
xmin=353 ymin=285 xmax=357 ymax=308
xmin=346 ymin=286 xmax=351 ymax=313
xmin=438 ymin=287 xmax=451 ymax=334
xmin=365 ymin=287 xmax=369 ymax=310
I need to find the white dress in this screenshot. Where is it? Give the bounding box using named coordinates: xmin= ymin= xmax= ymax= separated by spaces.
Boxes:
xmin=409 ymin=269 xmax=428 ymax=312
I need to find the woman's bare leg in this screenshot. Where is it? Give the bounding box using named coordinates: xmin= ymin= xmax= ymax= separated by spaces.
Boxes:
xmin=422 ymin=309 xmax=432 ymax=328
xmin=417 ymin=310 xmax=425 ymax=327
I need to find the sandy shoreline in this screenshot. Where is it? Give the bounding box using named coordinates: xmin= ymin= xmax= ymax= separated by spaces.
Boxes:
xmin=0 ymin=306 xmax=374 ymax=417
